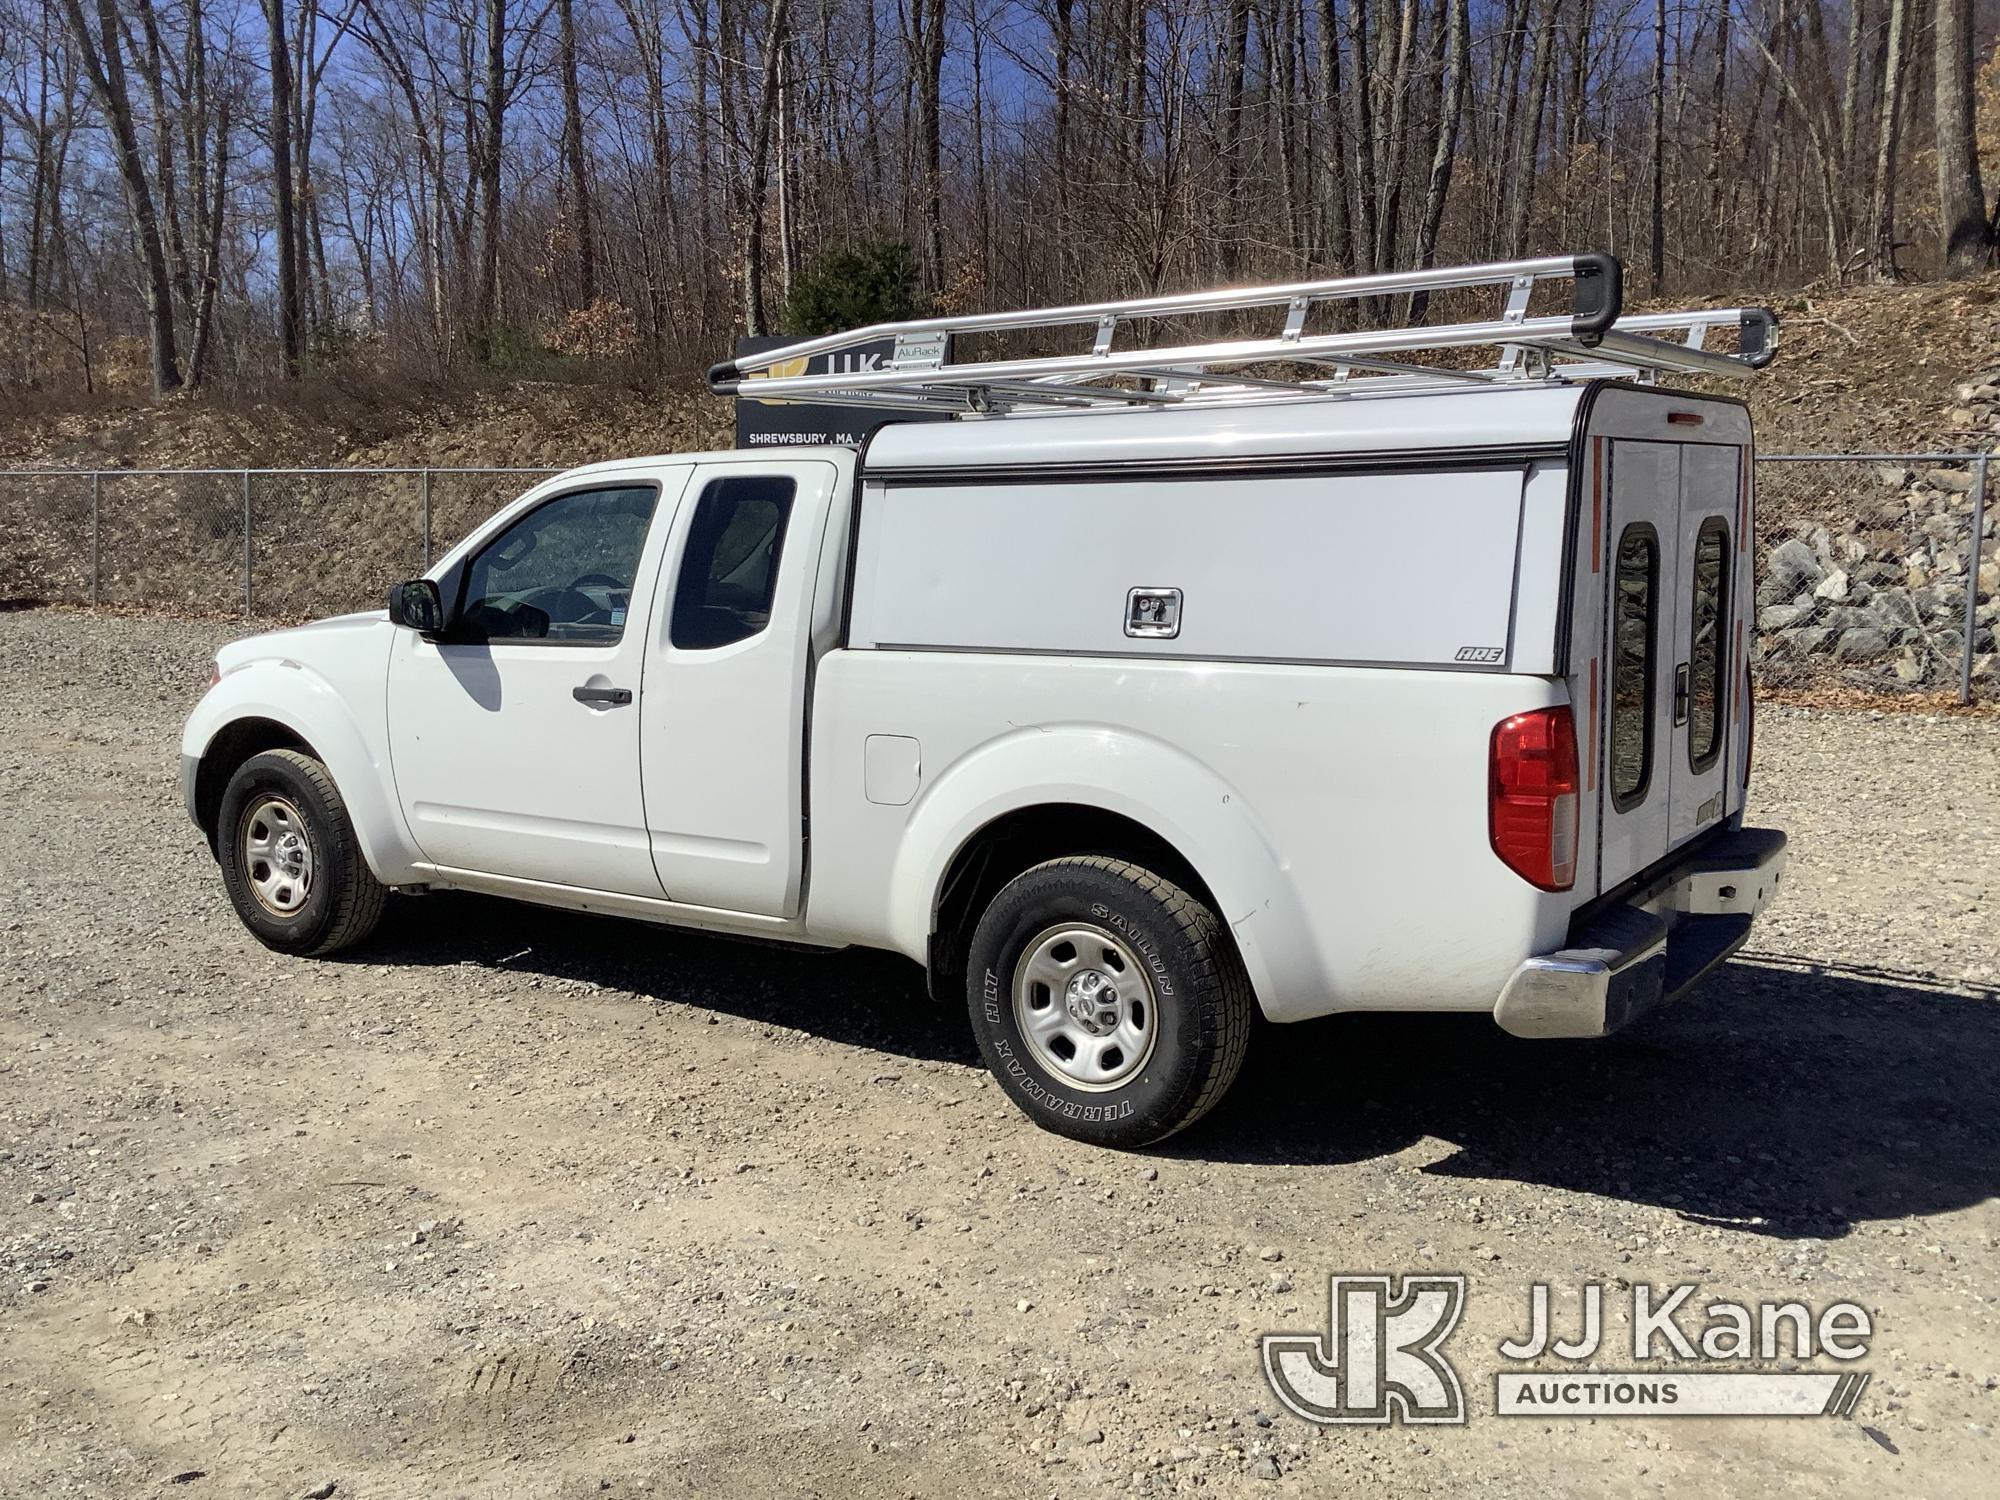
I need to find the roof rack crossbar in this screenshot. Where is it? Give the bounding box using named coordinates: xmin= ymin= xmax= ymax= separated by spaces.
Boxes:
xmin=708 ymin=253 xmax=1775 ymax=414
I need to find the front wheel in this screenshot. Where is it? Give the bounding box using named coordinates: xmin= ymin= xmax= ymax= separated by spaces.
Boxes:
xmin=965 ymin=856 xmax=1253 ymax=1148
xmin=215 ymin=748 xmax=386 ymax=956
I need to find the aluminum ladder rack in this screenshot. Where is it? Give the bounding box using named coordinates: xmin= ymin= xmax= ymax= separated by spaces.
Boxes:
xmin=707 ymin=252 xmax=1777 ymax=416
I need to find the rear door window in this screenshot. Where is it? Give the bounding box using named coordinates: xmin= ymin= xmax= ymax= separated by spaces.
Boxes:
xmin=670 ymin=475 xmax=797 ymax=649
xmin=1687 ymin=517 xmax=1729 ymax=771
xmin=1608 ymin=524 xmax=1658 ymax=811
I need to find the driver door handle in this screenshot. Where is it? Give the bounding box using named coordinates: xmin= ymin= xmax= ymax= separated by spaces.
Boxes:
xmin=573 ymin=685 xmax=633 ymax=707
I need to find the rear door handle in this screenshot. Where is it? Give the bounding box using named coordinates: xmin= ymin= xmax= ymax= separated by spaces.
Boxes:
xmin=573 ymin=685 xmax=633 ymax=706
xmin=1672 ymin=663 xmax=1691 ymax=726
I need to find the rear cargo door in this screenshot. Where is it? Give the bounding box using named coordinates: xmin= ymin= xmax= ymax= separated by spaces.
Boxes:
xmin=1598 ymin=442 xmax=1679 ymax=888
xmin=1597 ymin=438 xmax=1745 ymax=889
xmin=1666 ymin=447 xmax=1741 ymax=845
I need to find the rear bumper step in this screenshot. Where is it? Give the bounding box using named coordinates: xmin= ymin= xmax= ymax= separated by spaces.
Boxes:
xmin=1493 ymin=825 xmax=1787 ymax=1040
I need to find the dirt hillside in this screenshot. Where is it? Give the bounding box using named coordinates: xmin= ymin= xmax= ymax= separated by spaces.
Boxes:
xmin=1 ymin=276 xmax=1996 ymax=472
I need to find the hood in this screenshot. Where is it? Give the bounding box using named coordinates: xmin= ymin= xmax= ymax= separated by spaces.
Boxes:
xmin=215 ymin=609 xmax=391 ymax=673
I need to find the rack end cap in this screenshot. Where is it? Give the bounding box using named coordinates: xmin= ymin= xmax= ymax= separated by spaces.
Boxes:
xmin=1570 ymin=253 xmax=1623 ymax=345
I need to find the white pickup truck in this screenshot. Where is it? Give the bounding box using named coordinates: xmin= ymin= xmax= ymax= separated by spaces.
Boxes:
xmin=182 ymin=254 xmax=1788 ymax=1146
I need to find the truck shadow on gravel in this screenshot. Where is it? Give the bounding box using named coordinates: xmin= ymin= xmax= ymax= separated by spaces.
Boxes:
xmin=360 ymin=890 xmax=978 ymax=1064
xmin=356 ymin=897 xmax=1995 ymax=1240
xmin=1192 ymin=954 xmax=2000 ymax=1240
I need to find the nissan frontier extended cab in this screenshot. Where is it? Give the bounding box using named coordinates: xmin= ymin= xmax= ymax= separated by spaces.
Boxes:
xmin=182 ymin=253 xmax=1787 ymax=1146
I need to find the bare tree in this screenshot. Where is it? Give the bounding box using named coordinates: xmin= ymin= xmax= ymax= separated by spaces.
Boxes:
xmin=1868 ymin=0 xmax=1908 ymax=282
xmin=57 ymin=0 xmax=182 ymax=393
xmin=262 ymin=0 xmax=303 ymax=376
xmin=15 ymin=0 xmax=2000 ymax=401
xmin=739 ymin=0 xmax=787 ymax=332
xmin=555 ymin=0 xmax=595 ymax=306
xmin=1932 ymin=0 xmax=1991 ymax=275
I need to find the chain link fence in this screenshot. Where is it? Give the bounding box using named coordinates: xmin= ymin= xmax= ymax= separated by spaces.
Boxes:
xmin=0 ymin=468 xmax=559 ymax=620
xmin=0 ymin=456 xmax=1993 ymax=701
xmin=1754 ymin=455 xmax=1995 ymax=702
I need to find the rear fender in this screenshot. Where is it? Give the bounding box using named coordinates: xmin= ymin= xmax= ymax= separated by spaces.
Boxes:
xmin=886 ymin=725 xmax=1323 ymax=1021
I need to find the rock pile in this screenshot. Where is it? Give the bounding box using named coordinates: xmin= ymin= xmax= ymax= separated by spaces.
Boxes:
xmin=1757 ymin=381 xmax=1999 ymax=690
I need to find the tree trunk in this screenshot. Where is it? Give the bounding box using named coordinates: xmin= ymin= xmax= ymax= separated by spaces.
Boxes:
xmin=556 ymin=0 xmax=597 ymax=306
xmin=1933 ymin=0 xmax=1991 ymax=274
xmin=1706 ymin=0 xmax=1728 ymax=236
xmin=1649 ymin=0 xmax=1666 ymax=291
xmin=187 ymin=95 xmax=232 ymax=386
xmin=1408 ymin=0 xmax=1468 ymax=318
xmin=913 ymin=0 xmax=946 ymax=286
xmin=59 ymin=0 xmax=182 ymax=395
xmin=1314 ymin=0 xmax=1351 ymax=271
xmin=741 ymin=0 xmax=788 ymax=334
xmin=1505 ymin=0 xmax=1558 ymax=256
xmin=1052 ymin=0 xmax=1074 ymax=277
xmin=1220 ymin=0 xmax=1250 ymax=274
xmin=471 ymin=0 xmax=507 ymax=358
xmin=262 ymin=0 xmax=303 ymax=376
xmin=1868 ymin=0 xmax=1908 ymax=281
xmin=1344 ymin=0 xmax=1378 ymax=277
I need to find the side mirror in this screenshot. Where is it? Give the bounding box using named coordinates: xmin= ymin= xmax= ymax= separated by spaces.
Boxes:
xmin=387 ymin=578 xmax=445 ymax=635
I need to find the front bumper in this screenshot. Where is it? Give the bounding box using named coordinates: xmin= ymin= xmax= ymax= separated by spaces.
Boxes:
xmin=1493 ymin=826 xmax=1788 ymax=1039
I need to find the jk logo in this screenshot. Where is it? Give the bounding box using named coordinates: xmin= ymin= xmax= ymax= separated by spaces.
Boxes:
xmin=1261 ymin=1274 xmax=1468 ymax=1425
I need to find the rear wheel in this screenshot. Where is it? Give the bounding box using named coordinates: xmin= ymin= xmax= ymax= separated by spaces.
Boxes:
xmin=965 ymin=856 xmax=1253 ymax=1148
xmin=216 ymin=749 xmax=385 ymax=955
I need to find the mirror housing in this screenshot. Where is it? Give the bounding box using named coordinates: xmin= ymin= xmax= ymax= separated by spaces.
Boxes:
xmin=387 ymin=578 xmax=445 ymax=635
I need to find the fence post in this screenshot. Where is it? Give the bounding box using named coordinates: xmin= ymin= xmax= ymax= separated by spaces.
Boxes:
xmin=88 ymin=472 xmax=101 ymax=606
xmin=422 ymin=469 xmax=433 ymax=569
xmin=1966 ymin=455 xmax=1990 ymax=706
xmin=241 ymin=470 xmax=253 ymax=616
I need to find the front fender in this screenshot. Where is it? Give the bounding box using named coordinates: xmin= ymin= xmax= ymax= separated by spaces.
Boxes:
xmin=181 ymin=659 xmax=421 ymax=884
xmin=884 ymin=725 xmax=1323 ymax=1021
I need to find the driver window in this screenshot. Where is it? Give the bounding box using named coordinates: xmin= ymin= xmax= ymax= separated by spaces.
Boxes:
xmin=459 ymin=485 xmax=658 ymax=643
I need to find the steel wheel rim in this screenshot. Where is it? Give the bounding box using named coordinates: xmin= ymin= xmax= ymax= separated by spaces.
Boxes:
xmin=240 ymin=796 xmax=315 ymax=916
xmin=1011 ymin=921 xmax=1159 ymax=1091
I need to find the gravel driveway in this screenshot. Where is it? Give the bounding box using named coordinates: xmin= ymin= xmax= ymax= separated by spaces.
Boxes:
xmin=2 ymin=607 xmax=1996 ymax=1499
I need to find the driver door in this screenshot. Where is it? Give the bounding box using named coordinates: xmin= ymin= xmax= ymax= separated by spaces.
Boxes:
xmin=387 ymin=471 xmax=688 ymax=893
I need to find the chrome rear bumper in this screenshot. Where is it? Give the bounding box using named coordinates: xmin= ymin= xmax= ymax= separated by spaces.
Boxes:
xmin=1493 ymin=826 xmax=1788 ymax=1040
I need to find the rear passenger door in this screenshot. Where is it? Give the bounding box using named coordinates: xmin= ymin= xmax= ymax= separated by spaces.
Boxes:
xmin=640 ymin=459 xmax=839 ymax=916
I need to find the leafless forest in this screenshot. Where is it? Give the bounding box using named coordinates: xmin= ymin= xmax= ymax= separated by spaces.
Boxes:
xmin=4 ymin=0 xmax=2000 ymax=398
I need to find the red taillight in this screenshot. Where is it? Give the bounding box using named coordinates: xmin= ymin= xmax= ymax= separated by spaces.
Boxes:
xmin=1490 ymin=707 xmax=1579 ymax=891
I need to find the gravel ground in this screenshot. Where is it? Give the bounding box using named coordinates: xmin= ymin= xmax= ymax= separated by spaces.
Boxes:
xmin=2 ymin=607 xmax=1997 ymax=1500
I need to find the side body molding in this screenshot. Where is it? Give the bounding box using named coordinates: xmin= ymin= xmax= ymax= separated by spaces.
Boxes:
xmin=881 ymin=726 xmax=1321 ymax=1020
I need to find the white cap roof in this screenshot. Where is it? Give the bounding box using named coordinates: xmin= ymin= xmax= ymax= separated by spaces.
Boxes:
xmin=863 ymin=382 xmax=1593 ymax=472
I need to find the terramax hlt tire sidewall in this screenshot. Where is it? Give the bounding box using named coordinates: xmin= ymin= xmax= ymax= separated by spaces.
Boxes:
xmin=967 ymin=861 xmax=1227 ymax=1146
